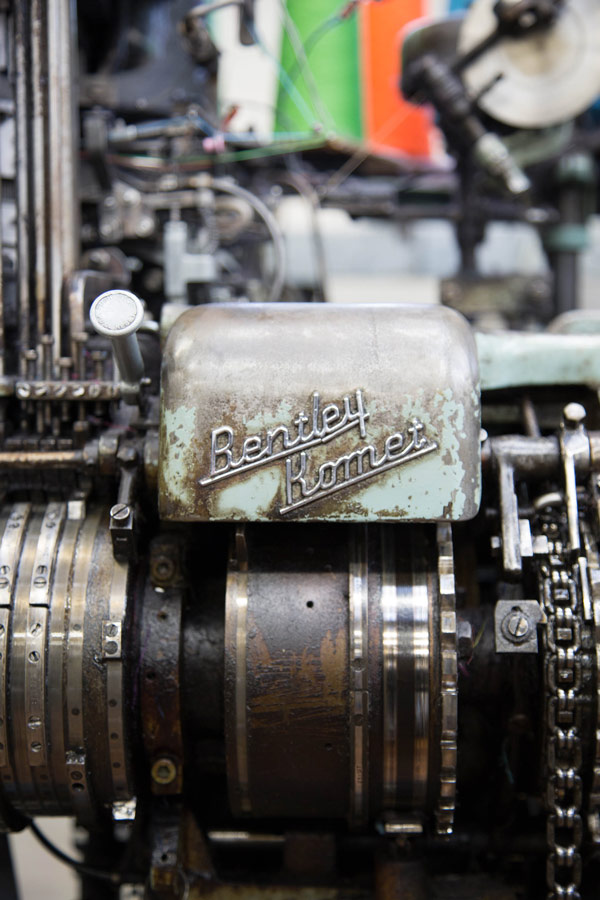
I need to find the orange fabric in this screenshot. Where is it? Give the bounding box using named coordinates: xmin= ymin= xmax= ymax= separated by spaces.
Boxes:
xmin=360 ymin=0 xmax=432 ymax=157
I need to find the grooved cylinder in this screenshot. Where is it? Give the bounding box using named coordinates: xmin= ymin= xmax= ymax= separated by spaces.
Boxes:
xmin=225 ymin=524 xmax=451 ymax=827
xmin=0 ymin=503 xmax=133 ymax=828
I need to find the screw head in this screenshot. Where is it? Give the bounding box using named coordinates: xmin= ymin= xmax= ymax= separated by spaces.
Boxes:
xmin=151 ymin=757 xmax=177 ymax=786
xmin=502 ymin=609 xmax=531 ymax=643
xmin=110 ymin=503 xmax=130 ymax=521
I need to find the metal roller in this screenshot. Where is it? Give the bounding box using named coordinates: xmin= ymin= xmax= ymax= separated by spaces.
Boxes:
xmin=0 ymin=502 xmax=133 ymax=827
xmin=224 ymin=524 xmax=457 ymax=832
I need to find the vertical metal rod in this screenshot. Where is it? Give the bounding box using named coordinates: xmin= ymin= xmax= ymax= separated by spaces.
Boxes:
xmin=46 ymin=0 xmax=79 ymax=364
xmin=499 ymin=461 xmax=522 ymax=577
xmin=0 ymin=174 xmax=4 ymax=376
xmin=14 ymin=1 xmax=30 ymax=373
xmin=32 ymin=0 xmax=48 ymax=344
xmin=562 ymin=450 xmax=581 ymax=554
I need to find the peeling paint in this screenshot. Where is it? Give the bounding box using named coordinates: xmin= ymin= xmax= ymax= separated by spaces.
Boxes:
xmin=159 ymin=303 xmax=481 ymax=522
xmin=159 ymin=405 xmax=197 ymax=514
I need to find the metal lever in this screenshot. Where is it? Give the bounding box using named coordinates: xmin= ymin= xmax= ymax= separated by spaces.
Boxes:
xmin=90 ymin=289 xmax=145 ymax=385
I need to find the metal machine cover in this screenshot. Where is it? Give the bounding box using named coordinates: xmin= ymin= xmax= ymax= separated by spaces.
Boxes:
xmin=159 ymin=303 xmax=481 ymax=522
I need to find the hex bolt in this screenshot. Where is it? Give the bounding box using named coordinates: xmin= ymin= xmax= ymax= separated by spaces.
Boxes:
xmin=563 ymin=402 xmax=586 ymax=430
xmin=90 ymin=289 xmax=145 ymax=384
xmin=502 ymin=609 xmax=531 ymax=643
xmin=151 ymin=757 xmax=177 ymax=786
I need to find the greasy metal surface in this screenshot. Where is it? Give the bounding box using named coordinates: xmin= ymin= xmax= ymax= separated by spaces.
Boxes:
xmin=375 ymin=858 xmax=427 ymax=900
xmin=0 ymin=503 xmax=133 ymax=822
xmin=140 ymin=544 xmax=184 ymax=795
xmin=187 ymin=887 xmax=358 ymax=900
xmin=225 ymin=525 xmax=351 ymax=818
xmin=160 ymin=304 xmax=481 ymax=522
xmin=225 ymin=524 xmax=443 ymax=825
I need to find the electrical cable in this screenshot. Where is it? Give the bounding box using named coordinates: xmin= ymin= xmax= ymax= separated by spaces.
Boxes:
xmin=188 ymin=0 xmax=244 ymax=18
xmin=28 ymin=820 xmax=123 ymax=886
xmin=103 ymin=136 xmax=328 ymax=172
xmin=107 ymin=113 xmax=319 ymax=146
xmin=319 ymin=101 xmax=423 ymax=198
xmin=210 ymin=177 xmax=287 ymax=303
xmin=277 ymin=171 xmax=328 ymax=302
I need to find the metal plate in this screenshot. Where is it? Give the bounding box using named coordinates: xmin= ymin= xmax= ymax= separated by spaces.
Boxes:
xmin=159 ymin=304 xmax=481 ymax=523
xmin=458 ymin=0 xmax=600 ymax=129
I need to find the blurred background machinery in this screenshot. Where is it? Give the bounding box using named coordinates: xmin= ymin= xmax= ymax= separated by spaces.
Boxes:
xmin=2 ymin=1 xmax=600 ymax=899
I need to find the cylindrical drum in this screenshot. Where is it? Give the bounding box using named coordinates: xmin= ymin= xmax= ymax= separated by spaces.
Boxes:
xmin=225 ymin=523 xmax=457 ymax=831
xmin=0 ymin=502 xmax=133 ymax=829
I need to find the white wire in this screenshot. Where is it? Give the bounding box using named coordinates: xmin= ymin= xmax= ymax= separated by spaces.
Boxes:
xmin=210 ymin=177 xmax=287 ymax=303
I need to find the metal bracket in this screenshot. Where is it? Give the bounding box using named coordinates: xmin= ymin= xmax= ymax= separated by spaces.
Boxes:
xmin=494 ymin=599 xmax=546 ymax=653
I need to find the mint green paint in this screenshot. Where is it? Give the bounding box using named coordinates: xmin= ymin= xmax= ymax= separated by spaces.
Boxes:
xmin=211 ymin=468 xmax=281 ymax=519
xmin=243 ymin=399 xmax=296 ymax=435
xmin=161 ymin=405 xmax=197 ymax=511
xmin=308 ymin=387 xmax=479 ymax=521
xmin=477 ymin=332 xmax=600 ymax=390
xmin=161 ymin=386 xmax=481 ymax=522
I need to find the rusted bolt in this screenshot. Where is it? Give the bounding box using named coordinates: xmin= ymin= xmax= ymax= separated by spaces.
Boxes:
xmin=110 ymin=503 xmax=130 ymax=522
xmin=502 ymin=609 xmax=531 ymax=643
xmin=151 ymin=757 xmax=177 ymax=786
xmin=151 ymin=554 xmax=176 ymax=584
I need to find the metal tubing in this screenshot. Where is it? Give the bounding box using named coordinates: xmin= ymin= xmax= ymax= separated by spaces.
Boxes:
xmin=14 ymin=1 xmax=30 ymax=372
xmin=0 ymin=451 xmax=85 ymax=468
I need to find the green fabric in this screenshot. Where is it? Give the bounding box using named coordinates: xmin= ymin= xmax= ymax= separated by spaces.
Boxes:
xmin=275 ymin=0 xmax=363 ymax=141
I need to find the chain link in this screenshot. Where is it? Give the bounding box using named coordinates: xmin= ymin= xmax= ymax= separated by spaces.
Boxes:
xmin=539 ymin=546 xmax=587 ymax=900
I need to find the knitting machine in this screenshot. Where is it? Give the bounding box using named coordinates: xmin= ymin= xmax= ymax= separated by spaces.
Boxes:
xmin=1 ymin=1 xmax=600 ymax=898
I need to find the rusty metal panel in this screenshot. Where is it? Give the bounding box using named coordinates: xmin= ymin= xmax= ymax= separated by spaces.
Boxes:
xmin=159 ymin=303 xmax=481 ymax=522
